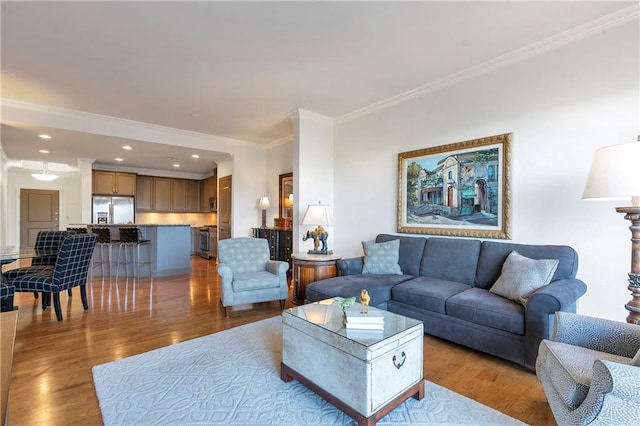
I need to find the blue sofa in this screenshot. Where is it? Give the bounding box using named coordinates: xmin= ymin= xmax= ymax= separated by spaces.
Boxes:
xmin=305 ymin=234 xmax=587 ymax=370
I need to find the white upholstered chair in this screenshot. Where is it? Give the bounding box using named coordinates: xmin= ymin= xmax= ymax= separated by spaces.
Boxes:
xmin=536 ymin=312 xmax=640 ymax=425
xmin=216 ymin=237 xmax=289 ymax=318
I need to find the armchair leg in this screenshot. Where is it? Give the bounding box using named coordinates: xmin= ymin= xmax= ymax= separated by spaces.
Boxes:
xmin=279 ymin=299 xmax=285 ymax=309
xmin=224 ymin=306 xmax=229 ymax=318
xmin=52 ymin=292 xmax=63 ymax=321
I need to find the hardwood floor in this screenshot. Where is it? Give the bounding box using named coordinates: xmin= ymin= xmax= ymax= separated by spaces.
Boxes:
xmin=6 ymin=256 xmax=554 ymax=425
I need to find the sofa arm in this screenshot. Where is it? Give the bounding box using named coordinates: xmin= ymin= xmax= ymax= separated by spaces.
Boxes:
xmin=553 ymin=312 xmax=640 ymax=358
xmin=337 ymin=257 xmax=364 ymax=276
xmin=566 ymin=360 xmax=640 ymax=425
xmin=523 ymin=278 xmax=587 ymax=369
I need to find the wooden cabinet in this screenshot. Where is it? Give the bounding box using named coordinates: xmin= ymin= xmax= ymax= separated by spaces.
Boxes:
xmin=93 ymin=171 xmax=136 ymax=195
xmin=153 ymin=178 xmax=172 ymax=212
xmin=291 ymin=253 xmax=341 ymax=304
xmin=136 ymin=176 xmax=201 ymax=212
xmin=252 ymin=228 xmax=292 ymax=271
xmin=219 ymin=175 xmax=232 ymax=240
xmin=201 ymin=173 xmax=217 ymax=212
xmin=136 ymin=176 xmax=153 ymax=211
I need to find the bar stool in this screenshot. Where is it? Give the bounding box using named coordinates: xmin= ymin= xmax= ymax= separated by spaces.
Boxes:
xmin=91 ymin=227 xmax=113 ymax=280
xmin=116 ymin=227 xmax=152 ymax=280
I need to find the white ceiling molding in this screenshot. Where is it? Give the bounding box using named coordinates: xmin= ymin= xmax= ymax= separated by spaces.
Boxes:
xmin=0 ymin=98 xmax=262 ymax=152
xmin=336 ymin=3 xmax=640 ymax=125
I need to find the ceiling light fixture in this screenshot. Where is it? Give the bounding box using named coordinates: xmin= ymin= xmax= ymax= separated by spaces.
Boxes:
xmin=122 ymin=145 xmax=132 ymax=150
xmin=191 ymin=154 xmax=200 ymax=159
xmin=115 ymin=158 xmax=124 ymax=162
xmin=173 ymin=164 xmax=180 ymax=168
xmin=39 ymin=134 xmax=52 ymax=140
xmin=31 ymin=162 xmax=59 ymax=181
xmin=39 ymin=149 xmax=50 ymax=154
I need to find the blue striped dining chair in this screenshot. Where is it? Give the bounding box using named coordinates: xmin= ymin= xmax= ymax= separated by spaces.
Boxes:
xmin=7 ymin=233 xmax=97 ymax=321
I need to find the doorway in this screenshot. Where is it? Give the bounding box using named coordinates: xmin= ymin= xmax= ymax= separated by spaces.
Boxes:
xmin=19 ymin=189 xmax=60 ymax=249
xmin=218 ymin=175 xmax=232 ymax=241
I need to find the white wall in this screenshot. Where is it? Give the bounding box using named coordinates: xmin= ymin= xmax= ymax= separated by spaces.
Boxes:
xmin=266 ymin=139 xmax=293 ymax=227
xmin=6 ymin=170 xmax=83 ymax=244
xmin=333 ymin=22 xmax=639 ymax=321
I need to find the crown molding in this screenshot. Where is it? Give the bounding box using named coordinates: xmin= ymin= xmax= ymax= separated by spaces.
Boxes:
xmin=336 ymin=3 xmax=640 ymax=124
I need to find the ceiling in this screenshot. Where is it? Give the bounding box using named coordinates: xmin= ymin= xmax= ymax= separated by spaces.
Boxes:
xmin=1 ymin=1 xmax=636 ymax=175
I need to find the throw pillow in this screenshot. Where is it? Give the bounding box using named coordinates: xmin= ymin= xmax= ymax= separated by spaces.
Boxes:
xmin=489 ymin=250 xmax=559 ymax=305
xmin=361 ymin=239 xmax=403 ymax=275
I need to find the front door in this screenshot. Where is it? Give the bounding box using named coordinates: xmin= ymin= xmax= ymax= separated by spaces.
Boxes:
xmin=19 ymin=189 xmax=60 ymax=249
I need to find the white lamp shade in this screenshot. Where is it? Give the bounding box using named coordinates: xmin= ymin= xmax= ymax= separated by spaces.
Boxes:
xmin=583 ymin=142 xmax=640 ymax=205
xmin=258 ymin=196 xmax=270 ymax=209
xmin=301 ymin=203 xmax=334 ymax=226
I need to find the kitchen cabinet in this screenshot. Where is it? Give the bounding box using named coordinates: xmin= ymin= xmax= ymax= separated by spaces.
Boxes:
xmin=201 ymin=171 xmax=217 ymax=213
xmin=218 ymin=175 xmax=231 ymax=240
xmin=136 ymin=176 xmax=153 ymax=211
xmin=93 ymin=171 xmax=136 ymax=195
xmin=136 ymin=176 xmax=201 ymax=212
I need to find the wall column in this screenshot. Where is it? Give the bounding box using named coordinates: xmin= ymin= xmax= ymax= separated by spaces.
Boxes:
xmin=77 ymin=158 xmax=95 ymax=224
xmin=289 ymin=109 xmax=335 ymax=254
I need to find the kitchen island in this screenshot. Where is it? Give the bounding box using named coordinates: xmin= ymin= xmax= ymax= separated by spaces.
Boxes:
xmin=72 ymin=224 xmax=191 ymax=278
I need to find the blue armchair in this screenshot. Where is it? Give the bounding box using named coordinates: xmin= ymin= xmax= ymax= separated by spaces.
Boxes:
xmin=536 ymin=312 xmax=640 ymax=425
xmin=217 ymin=237 xmax=289 ymax=318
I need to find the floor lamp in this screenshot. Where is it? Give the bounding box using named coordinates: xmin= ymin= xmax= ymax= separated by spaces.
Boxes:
xmin=583 ymin=138 xmax=640 ymax=324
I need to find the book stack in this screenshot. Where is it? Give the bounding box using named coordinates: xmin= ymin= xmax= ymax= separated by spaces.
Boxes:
xmin=345 ymin=310 xmax=384 ymax=330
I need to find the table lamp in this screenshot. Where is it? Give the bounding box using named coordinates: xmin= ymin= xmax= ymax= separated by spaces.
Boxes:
xmin=301 ymin=202 xmax=334 ymax=254
xmin=258 ymin=196 xmax=270 ymax=228
xmin=582 ymin=137 xmax=640 ymax=324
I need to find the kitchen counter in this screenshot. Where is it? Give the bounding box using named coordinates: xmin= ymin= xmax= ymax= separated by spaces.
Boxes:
xmin=72 ymin=224 xmax=191 ymax=277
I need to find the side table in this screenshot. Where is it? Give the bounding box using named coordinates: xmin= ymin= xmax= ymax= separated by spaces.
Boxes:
xmin=291 ymin=253 xmax=341 ymax=304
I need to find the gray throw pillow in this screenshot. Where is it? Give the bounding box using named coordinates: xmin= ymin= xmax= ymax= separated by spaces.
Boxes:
xmin=490 ymin=250 xmax=559 ymax=305
xmin=361 ymin=239 xmax=403 ymax=275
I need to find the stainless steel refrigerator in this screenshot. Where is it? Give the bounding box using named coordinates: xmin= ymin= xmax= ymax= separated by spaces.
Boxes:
xmin=92 ymin=196 xmax=135 ymax=224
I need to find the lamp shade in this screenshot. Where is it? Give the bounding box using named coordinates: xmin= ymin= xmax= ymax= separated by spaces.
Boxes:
xmin=258 ymin=196 xmax=270 ymax=209
xmin=583 ymin=142 xmax=640 ymax=206
xmin=301 ymin=203 xmax=334 ymax=226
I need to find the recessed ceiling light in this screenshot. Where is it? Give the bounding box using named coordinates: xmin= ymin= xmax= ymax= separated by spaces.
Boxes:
xmin=115 ymin=158 xmax=124 ymax=162
xmin=122 ymin=145 xmax=132 ymax=150
xmin=191 ymin=154 xmax=200 ymax=159
xmin=39 ymin=149 xmax=50 ymax=154
xmin=39 ymin=134 xmax=52 ymax=140
xmin=173 ymin=164 xmax=180 ymax=168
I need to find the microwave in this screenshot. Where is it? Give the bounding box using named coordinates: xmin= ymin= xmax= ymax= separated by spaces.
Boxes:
xmin=209 ymin=197 xmax=217 ymax=211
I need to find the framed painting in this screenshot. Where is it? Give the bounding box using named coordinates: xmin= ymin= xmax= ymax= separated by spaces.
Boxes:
xmin=397 ymin=133 xmax=512 ymax=239
xmin=279 ymin=172 xmax=293 ymax=219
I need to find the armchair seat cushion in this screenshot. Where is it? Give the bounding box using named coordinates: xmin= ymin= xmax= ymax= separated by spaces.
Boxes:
xmin=231 ymin=271 xmax=280 ymax=292
xmin=538 ymin=339 xmax=632 ymax=409
xmin=9 ymin=272 xmax=56 ymax=293
xmin=3 ymin=265 xmax=54 ymax=280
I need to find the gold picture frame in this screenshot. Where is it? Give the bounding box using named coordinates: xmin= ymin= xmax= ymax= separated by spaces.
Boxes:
xmin=279 ymin=172 xmax=293 ymax=219
xmin=397 ymin=133 xmax=512 ymax=239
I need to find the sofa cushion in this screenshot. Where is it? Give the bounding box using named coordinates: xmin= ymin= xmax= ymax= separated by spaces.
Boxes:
xmin=305 ymin=274 xmax=413 ymax=306
xmin=375 ymin=234 xmax=426 ymax=277
xmin=392 ymin=277 xmax=471 ymax=314
xmin=475 ymin=241 xmax=578 ymax=289
xmin=419 ymin=237 xmax=481 ymax=286
xmin=446 ymin=288 xmax=525 ymax=335
xmin=537 ymin=340 xmax=632 ymax=409
xmin=489 ymin=250 xmax=559 ymax=305
xmin=362 ymin=239 xmax=402 ymax=275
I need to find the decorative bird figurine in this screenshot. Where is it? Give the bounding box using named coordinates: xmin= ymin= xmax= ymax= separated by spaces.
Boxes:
xmin=341 ymin=297 xmax=356 ymax=313
xmin=360 ymin=289 xmax=370 ymax=314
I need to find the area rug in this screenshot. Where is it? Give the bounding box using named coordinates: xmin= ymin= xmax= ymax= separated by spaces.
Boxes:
xmin=93 ymin=317 xmax=525 ymax=425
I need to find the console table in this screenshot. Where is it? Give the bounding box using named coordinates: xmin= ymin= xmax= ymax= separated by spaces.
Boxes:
xmin=291 ymin=253 xmax=341 ymax=304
